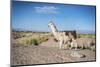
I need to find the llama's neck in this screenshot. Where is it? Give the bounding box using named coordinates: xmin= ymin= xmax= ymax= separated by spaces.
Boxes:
xmin=50 ymin=24 xmax=58 ymax=39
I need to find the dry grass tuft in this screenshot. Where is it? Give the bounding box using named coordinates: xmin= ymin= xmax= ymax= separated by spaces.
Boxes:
xmin=17 ymin=33 xmax=50 ymax=46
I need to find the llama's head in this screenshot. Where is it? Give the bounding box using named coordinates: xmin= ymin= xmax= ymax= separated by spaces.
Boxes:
xmin=48 ymin=21 xmax=58 ymax=33
xmin=48 ymin=21 xmax=54 ymax=27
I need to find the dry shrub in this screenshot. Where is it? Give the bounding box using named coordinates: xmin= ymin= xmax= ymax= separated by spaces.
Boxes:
xmin=18 ymin=34 xmax=49 ymax=46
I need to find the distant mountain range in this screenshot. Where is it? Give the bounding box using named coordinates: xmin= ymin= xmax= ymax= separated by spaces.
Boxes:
xmin=77 ymin=30 xmax=95 ymax=34
xmin=12 ymin=28 xmax=95 ymax=34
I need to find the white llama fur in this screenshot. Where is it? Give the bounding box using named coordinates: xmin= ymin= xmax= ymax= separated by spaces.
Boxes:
xmin=48 ymin=21 xmax=78 ymax=49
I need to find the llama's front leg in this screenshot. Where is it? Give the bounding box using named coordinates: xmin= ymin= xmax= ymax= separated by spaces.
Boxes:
xmin=59 ymin=40 xmax=63 ymax=49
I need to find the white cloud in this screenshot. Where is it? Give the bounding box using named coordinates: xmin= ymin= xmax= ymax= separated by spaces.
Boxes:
xmin=34 ymin=6 xmax=59 ymax=14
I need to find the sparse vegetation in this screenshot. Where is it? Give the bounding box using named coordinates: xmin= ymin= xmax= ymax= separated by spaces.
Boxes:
xmin=19 ymin=38 xmax=39 ymax=46
xmin=78 ymin=34 xmax=95 ymax=38
xmin=12 ymin=32 xmax=26 ymax=39
xmin=13 ymin=32 xmax=50 ymax=46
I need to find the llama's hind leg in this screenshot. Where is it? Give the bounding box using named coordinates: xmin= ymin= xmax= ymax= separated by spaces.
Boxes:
xmin=74 ymin=41 xmax=78 ymax=50
xmin=70 ymin=41 xmax=74 ymax=49
xmin=71 ymin=39 xmax=78 ymax=50
xmin=73 ymin=40 xmax=78 ymax=50
xmin=65 ymin=41 xmax=71 ymax=49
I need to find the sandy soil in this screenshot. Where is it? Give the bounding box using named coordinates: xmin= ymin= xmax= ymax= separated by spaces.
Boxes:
xmin=11 ymin=37 xmax=96 ymax=66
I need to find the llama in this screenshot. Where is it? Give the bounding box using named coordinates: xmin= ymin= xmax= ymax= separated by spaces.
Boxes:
xmin=48 ymin=21 xmax=78 ymax=49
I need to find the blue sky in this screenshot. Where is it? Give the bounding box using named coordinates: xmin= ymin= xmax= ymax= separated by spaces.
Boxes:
xmin=12 ymin=1 xmax=96 ymax=33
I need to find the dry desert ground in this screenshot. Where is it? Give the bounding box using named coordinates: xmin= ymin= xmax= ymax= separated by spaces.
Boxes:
xmin=11 ymin=32 xmax=96 ymax=66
